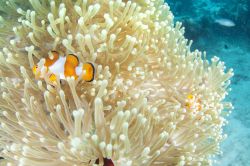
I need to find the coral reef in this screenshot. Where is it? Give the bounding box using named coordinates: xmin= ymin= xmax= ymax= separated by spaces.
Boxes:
xmin=0 ymin=0 xmax=233 ymax=165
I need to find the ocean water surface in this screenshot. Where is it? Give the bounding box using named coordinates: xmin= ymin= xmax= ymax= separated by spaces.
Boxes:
xmin=167 ymin=0 xmax=250 ymax=165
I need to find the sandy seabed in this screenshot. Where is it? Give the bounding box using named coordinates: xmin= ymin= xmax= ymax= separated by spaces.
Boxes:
xmin=195 ymin=33 xmax=250 ymax=166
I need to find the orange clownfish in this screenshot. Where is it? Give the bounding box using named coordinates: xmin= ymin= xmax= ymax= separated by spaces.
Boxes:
xmin=32 ymin=51 xmax=95 ymax=83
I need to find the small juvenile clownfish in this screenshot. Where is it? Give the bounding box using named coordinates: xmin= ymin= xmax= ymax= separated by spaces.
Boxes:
xmin=185 ymin=94 xmax=202 ymax=111
xmin=32 ymin=51 xmax=95 ymax=83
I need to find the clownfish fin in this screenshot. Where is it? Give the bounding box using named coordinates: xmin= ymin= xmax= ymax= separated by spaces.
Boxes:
xmin=187 ymin=94 xmax=194 ymax=100
xmin=45 ymin=51 xmax=59 ymax=67
xmin=82 ymin=63 xmax=95 ymax=82
xmin=32 ymin=65 xmax=38 ymax=75
xmin=32 ymin=64 xmax=41 ymax=79
xmin=49 ymin=73 xmax=57 ymax=82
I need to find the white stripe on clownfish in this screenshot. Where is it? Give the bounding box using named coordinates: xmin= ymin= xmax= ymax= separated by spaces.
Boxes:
xmin=48 ymin=56 xmax=66 ymax=79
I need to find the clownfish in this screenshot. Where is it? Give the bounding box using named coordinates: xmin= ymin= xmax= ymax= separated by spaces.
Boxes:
xmin=32 ymin=51 xmax=95 ymax=84
xmin=185 ymin=94 xmax=202 ymax=111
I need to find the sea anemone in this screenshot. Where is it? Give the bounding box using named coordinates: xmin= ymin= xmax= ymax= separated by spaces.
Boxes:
xmin=0 ymin=0 xmax=233 ymax=165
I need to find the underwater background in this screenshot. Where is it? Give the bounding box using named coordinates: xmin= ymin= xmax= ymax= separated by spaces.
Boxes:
xmin=0 ymin=0 xmax=248 ymax=165
xmin=167 ymin=0 xmax=250 ymax=165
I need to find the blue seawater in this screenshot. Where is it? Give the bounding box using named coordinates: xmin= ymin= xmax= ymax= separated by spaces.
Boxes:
xmin=166 ymin=0 xmax=250 ymax=165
